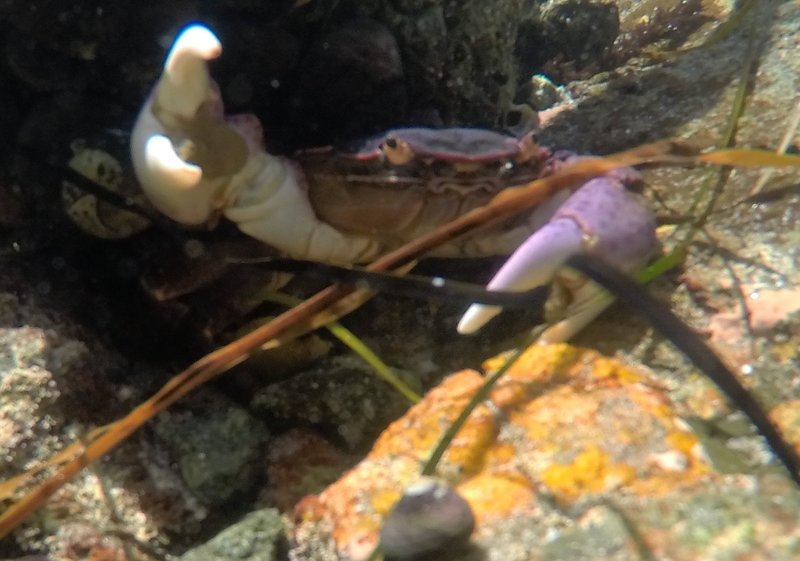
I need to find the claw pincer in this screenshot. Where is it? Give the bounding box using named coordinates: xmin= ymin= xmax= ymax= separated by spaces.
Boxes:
xmin=458 ymin=172 xmax=657 ymax=340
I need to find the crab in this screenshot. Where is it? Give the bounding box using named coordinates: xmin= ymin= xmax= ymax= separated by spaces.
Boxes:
xmin=131 ymin=23 xmax=658 ymax=342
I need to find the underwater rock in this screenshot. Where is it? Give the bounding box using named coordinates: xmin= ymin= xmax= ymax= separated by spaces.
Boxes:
xmin=291 ymin=18 xmax=407 ymax=143
xmin=291 ymin=343 xmax=800 ymax=560
xmin=771 ymin=400 xmax=800 ymax=456
xmin=151 ymin=393 xmax=269 ymax=506
xmin=376 ymin=0 xmax=531 ymax=126
xmin=0 ymin=279 xmax=172 ymax=554
xmin=291 ymin=344 xmax=715 ymax=559
xmin=516 ymin=0 xmax=621 ymax=76
xmin=180 ymin=508 xmax=284 ymax=561
xmin=261 ymin=428 xmax=357 ymax=511
xmin=252 ymin=353 xmax=420 ymax=449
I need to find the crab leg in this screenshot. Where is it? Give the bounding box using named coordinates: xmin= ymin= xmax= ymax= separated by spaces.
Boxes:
xmin=131 ymin=24 xmax=381 ymax=263
xmin=458 ymin=175 xmax=657 ymax=341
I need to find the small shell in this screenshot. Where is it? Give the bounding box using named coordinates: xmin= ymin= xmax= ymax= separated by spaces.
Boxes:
xmin=380 ymin=478 xmax=475 ymax=561
xmin=62 ymin=141 xmax=151 ymax=239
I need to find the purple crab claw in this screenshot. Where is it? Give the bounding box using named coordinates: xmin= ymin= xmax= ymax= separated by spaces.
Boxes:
xmin=457 ymin=174 xmax=658 ymax=342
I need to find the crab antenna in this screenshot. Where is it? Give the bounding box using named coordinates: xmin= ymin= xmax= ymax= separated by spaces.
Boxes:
xmin=566 ymin=254 xmax=800 ymax=486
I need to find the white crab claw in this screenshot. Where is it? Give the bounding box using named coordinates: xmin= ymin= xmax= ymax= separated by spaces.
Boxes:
xmin=132 ymin=23 xmax=384 ymax=263
xmin=138 ymin=134 xmax=217 ymax=224
xmin=131 ymin=23 xmax=246 ymax=226
xmin=157 ymin=24 xmax=222 ymax=120
xmin=458 ymin=175 xmax=657 ymax=341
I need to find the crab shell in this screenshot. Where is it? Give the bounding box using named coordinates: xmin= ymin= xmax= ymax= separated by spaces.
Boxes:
xmin=295 ymin=128 xmax=560 ymax=257
xmin=341 ymin=127 xmax=544 ymax=166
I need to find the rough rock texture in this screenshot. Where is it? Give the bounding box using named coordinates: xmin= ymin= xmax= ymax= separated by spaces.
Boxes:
xmin=0 ymin=0 xmax=626 ymax=157
xmin=180 ymin=508 xmax=284 ymax=561
xmin=151 ymin=394 xmax=270 ymax=506
xmin=0 ymin=277 xmax=169 ymax=557
xmin=292 ymin=344 xmax=799 ymax=561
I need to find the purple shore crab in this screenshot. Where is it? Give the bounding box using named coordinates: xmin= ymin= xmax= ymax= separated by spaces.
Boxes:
xmin=131 ymin=23 xmax=657 ymax=342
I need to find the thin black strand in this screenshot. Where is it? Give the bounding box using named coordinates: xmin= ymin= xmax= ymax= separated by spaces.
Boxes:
xmin=232 ymin=256 xmax=549 ymax=309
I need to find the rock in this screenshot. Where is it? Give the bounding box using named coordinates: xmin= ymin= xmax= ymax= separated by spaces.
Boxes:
xmin=151 ymin=394 xmax=269 ymax=506
xmin=291 ymin=18 xmax=407 ymax=143
xmin=180 ymin=508 xmax=284 ymax=561
xmin=261 ymin=428 xmax=357 ymax=511
xmin=292 ymin=344 xmax=715 ymax=560
xmin=0 ymin=276 xmax=170 ymax=555
xmin=538 ymin=505 xmax=639 ymax=561
xmin=252 ymin=353 xmax=418 ymax=449
xmin=517 ymin=0 xmax=620 ymax=73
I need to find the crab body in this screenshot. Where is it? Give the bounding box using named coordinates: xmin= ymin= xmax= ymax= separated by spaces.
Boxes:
xmin=131 ymin=24 xmax=657 ymax=341
xmin=295 ymin=127 xmax=570 ymax=259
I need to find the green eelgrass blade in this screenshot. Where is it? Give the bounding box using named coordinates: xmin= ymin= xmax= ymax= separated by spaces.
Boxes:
xmin=258 ymin=291 xmax=421 ymax=404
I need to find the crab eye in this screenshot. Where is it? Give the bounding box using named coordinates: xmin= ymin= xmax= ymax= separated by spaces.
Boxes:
xmin=381 ymin=136 xmax=415 ymax=165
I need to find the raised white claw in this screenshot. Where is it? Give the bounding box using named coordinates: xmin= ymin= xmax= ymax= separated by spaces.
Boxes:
xmin=158 ymin=24 xmax=222 ymax=120
xmin=131 ymin=24 xmax=229 ymax=226
xmin=132 ymin=23 xmax=381 ymax=263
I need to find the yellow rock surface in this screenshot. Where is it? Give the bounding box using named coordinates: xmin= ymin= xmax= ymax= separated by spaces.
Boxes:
xmin=294 ymin=343 xmax=710 ymax=558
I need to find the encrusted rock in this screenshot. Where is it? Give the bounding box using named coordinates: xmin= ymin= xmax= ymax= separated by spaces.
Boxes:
xmin=180 ymin=508 xmax=284 ymax=561
xmin=292 ymin=344 xmax=712 ymax=559
xmin=151 ymin=394 xmax=269 ymax=506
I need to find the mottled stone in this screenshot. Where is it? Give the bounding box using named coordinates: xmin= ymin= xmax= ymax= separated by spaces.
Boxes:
xmin=152 ymin=394 xmax=269 ymax=506
xmin=180 ymin=508 xmax=283 ymax=561
xmin=771 ymin=400 xmax=800 ymax=454
xmin=526 ymin=0 xmax=620 ymax=68
xmin=539 ymin=505 xmax=641 ymax=561
xmin=262 ymin=428 xmax=356 ymax=511
xmin=252 ymin=354 xmax=417 ymax=449
xmin=0 ymin=284 xmax=170 ymax=555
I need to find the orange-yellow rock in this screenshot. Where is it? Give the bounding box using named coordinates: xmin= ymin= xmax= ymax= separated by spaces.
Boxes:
xmin=293 ymin=343 xmax=711 ymax=559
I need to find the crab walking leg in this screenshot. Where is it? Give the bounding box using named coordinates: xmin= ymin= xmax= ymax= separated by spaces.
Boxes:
xmin=131 ymin=23 xmax=381 ymax=263
xmin=458 ymin=175 xmax=657 ymax=340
